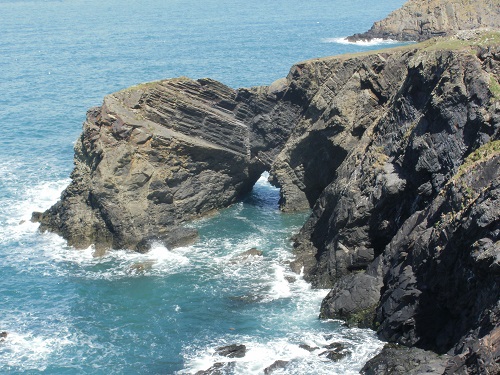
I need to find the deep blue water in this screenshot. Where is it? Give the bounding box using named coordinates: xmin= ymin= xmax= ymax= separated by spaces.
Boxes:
xmin=0 ymin=0 xmax=406 ymax=373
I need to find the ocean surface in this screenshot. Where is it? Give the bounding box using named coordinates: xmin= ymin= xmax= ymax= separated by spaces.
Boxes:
xmin=0 ymin=0 xmax=407 ymax=373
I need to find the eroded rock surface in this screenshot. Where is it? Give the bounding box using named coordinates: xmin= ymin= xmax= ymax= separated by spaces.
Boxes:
xmin=274 ymin=35 xmax=499 ymax=373
xmin=361 ymin=344 xmax=450 ymax=375
xmin=34 ymin=78 xmax=303 ymax=252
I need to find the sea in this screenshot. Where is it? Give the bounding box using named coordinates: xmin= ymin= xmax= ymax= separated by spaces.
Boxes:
xmin=0 ymin=0 xmax=407 ymax=373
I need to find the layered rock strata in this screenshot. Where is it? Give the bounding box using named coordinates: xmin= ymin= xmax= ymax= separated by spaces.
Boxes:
xmin=34 ymin=77 xmax=303 ymax=252
xmin=348 ymin=0 xmax=500 ymax=42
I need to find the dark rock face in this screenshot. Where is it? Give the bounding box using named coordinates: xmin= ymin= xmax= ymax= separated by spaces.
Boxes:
xmin=277 ymin=37 xmax=499 ymax=373
xmin=34 ymin=78 xmax=303 ymax=252
xmin=263 ymin=360 xmax=289 ymax=374
xmin=347 ymin=0 xmax=500 ymax=42
xmin=375 ymin=152 xmax=500 ymax=366
xmin=319 ymin=272 xmax=383 ymax=328
xmin=215 ymin=344 xmax=247 ymax=358
xmin=361 ymin=344 xmax=450 ymax=375
xmin=290 ymin=43 xmax=500 ymax=289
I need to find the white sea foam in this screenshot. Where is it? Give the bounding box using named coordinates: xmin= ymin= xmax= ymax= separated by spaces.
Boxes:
xmin=179 ymin=328 xmax=384 ymax=375
xmin=266 ymin=264 xmax=291 ymax=301
xmin=0 ymin=328 xmax=74 ymax=372
xmin=0 ymin=177 xmax=70 ymax=243
xmin=322 ymin=37 xmax=402 ymax=46
xmin=39 ymin=242 xmax=192 ymax=280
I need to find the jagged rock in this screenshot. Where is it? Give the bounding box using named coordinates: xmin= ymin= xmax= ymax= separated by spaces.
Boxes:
xmin=360 ymin=344 xmax=450 ymax=374
xmin=215 ymin=344 xmax=247 ymax=358
xmin=34 ymin=78 xmax=303 ymax=252
xmin=319 ymin=342 xmax=350 ymax=362
xmin=288 ymin=37 xmax=500 ymax=290
xmin=320 ymin=272 xmax=383 ymax=328
xmin=276 ymin=33 xmax=500 ymax=373
xmin=195 ymin=362 xmax=235 ymax=375
xmin=347 ymin=0 xmax=500 ymax=42
xmin=263 ymin=360 xmax=289 ymax=374
xmin=373 ymin=151 xmax=500 ymax=371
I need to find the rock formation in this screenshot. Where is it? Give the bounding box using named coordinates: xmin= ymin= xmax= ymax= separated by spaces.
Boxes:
xmin=361 ymin=344 xmax=450 ymax=374
xmin=347 ymin=0 xmax=500 ymax=42
xmin=33 ymin=77 xmax=303 ymax=252
xmin=34 ymin=25 xmax=500 ymax=373
xmin=282 ymin=34 xmax=500 ymax=373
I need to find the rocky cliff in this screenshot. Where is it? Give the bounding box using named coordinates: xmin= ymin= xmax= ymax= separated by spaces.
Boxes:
xmin=33 ymin=77 xmax=303 ymax=252
xmin=282 ymin=33 xmax=500 ymax=373
xmin=35 ymin=31 xmax=500 ymax=373
xmin=348 ymin=0 xmax=500 ymax=42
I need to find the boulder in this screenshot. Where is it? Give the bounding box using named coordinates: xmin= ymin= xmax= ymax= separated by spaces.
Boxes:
xmin=320 ymin=272 xmax=383 ymax=328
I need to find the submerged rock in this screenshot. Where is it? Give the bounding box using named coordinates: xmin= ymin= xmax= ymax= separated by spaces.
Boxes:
xmin=264 ymin=360 xmax=289 ymax=374
xmin=319 ymin=342 xmax=350 ymax=362
xmin=194 ymin=362 xmax=235 ymax=375
xmin=299 ymin=343 xmax=318 ymax=352
xmin=128 ymin=261 xmax=155 ymax=274
xmin=230 ymin=248 xmax=264 ymax=263
xmin=215 ymin=344 xmax=247 ymax=358
xmin=239 ymin=248 xmax=263 ymax=257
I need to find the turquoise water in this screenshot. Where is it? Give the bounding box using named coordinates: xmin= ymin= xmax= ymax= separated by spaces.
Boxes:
xmin=0 ymin=0 xmax=406 ymax=373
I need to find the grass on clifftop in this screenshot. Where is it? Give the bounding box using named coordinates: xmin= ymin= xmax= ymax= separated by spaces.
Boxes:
xmin=308 ymin=30 xmax=500 ymax=63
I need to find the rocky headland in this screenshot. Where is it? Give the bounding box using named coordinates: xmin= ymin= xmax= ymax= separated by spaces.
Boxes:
xmin=33 ymin=77 xmax=304 ymax=252
xmin=347 ymin=0 xmax=500 ymax=43
xmin=34 ymin=12 xmax=500 ymax=375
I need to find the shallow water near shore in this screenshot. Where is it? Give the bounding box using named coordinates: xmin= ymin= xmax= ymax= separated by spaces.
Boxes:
xmin=0 ymin=0 xmax=407 ymax=373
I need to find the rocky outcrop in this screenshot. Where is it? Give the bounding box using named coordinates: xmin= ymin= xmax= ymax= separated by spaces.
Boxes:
xmin=361 ymin=344 xmax=450 ymax=374
xmin=35 ymin=26 xmax=500 ymax=373
xmin=34 ymin=77 xmax=303 ymax=252
xmin=347 ymin=0 xmax=500 ymax=42
xmin=282 ymin=34 xmax=500 ymax=373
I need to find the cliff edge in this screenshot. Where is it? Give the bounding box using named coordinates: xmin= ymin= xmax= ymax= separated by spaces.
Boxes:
xmin=348 ymin=0 xmax=500 ymax=42
xmin=35 ymin=31 xmax=500 ymax=373
xmin=283 ymin=33 xmax=500 ymax=373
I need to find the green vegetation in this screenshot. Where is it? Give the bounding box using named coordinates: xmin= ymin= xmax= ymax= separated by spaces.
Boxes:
xmin=455 ymin=140 xmax=500 ymax=181
xmin=489 ymin=75 xmax=500 ymax=101
xmin=119 ymin=80 xmax=163 ymax=93
xmin=307 ymin=30 xmax=500 ymax=64
xmin=345 ymin=304 xmax=378 ymax=329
